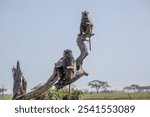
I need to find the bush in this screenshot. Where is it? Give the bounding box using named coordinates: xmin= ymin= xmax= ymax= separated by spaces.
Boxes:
xmin=35 ymin=88 xmax=83 ymax=100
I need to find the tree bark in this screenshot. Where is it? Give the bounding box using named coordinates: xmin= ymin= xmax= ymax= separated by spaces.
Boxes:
xmin=12 ymin=61 xmax=27 ymax=100
xmin=15 ymin=65 xmax=58 ymax=100
xmin=76 ymin=34 xmax=88 ymax=70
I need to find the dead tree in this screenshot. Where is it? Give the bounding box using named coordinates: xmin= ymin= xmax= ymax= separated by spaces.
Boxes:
xmin=12 ymin=61 xmax=27 ymax=99
xmin=14 ymin=11 xmax=94 ymax=100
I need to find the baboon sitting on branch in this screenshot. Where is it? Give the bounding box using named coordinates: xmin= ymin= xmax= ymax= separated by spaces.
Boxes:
xmin=54 ymin=49 xmax=76 ymax=89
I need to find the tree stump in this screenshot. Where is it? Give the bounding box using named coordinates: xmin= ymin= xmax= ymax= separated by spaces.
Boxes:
xmin=12 ymin=61 xmax=27 ymax=100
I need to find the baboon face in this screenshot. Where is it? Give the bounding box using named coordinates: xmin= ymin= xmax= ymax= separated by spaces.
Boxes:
xmin=63 ymin=49 xmax=73 ymax=59
xmin=82 ymin=11 xmax=89 ymax=19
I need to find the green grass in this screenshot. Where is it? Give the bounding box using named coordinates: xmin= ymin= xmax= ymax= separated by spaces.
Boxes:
xmin=83 ymin=92 xmax=150 ymax=100
xmin=1 ymin=92 xmax=150 ymax=100
xmin=0 ymin=95 xmax=12 ymax=100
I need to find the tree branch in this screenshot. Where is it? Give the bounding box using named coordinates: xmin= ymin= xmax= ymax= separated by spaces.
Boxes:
xmin=15 ymin=64 xmax=58 ymax=100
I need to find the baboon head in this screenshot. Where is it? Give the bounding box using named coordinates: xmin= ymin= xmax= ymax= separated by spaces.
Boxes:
xmin=82 ymin=10 xmax=89 ymax=18
xmin=63 ymin=49 xmax=74 ymax=59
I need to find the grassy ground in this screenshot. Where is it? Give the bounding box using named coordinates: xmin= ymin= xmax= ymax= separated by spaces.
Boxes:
xmin=83 ymin=92 xmax=150 ymax=100
xmin=1 ymin=92 xmax=150 ymax=100
xmin=0 ymin=95 xmax=12 ymax=100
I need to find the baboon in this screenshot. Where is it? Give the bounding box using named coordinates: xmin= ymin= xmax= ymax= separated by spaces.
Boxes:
xmin=80 ymin=10 xmax=93 ymax=36
xmin=56 ymin=49 xmax=76 ymax=84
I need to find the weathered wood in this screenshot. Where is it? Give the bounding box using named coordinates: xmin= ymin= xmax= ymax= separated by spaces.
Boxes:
xmin=15 ymin=64 xmax=58 ymax=100
xmin=76 ymin=34 xmax=89 ymax=70
xmin=55 ymin=69 xmax=88 ymax=89
xmin=12 ymin=61 xmax=27 ymax=99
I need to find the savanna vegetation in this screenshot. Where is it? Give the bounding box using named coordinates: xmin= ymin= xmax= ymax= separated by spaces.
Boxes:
xmin=1 ymin=80 xmax=150 ymax=100
xmin=83 ymin=92 xmax=150 ymax=100
xmin=1 ymin=89 xmax=150 ymax=100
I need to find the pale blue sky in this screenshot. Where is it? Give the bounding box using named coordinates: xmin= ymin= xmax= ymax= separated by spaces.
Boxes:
xmin=0 ymin=0 xmax=150 ymax=93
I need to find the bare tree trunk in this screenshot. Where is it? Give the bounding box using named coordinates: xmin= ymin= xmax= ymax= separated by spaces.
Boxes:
xmin=15 ymin=64 xmax=58 ymax=100
xmin=12 ymin=61 xmax=27 ymax=100
xmin=76 ymin=34 xmax=88 ymax=70
xmin=96 ymin=87 xmax=100 ymax=93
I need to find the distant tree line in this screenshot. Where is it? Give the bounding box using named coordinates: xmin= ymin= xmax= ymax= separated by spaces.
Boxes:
xmin=123 ymin=84 xmax=150 ymax=92
xmin=87 ymin=80 xmax=150 ymax=93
